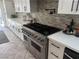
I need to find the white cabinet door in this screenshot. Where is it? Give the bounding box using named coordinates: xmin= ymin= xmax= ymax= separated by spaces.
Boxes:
xmin=48 ymin=41 xmax=59 ymax=59
xmin=58 ymin=0 xmax=79 ymax=14
xmin=14 ymin=0 xmax=37 ymax=13
xmin=18 ymin=0 xmax=23 ymax=12
xmin=58 ymin=0 xmax=73 ymax=14
xmin=25 ymin=0 xmax=30 ymax=13
xmin=75 ymin=0 xmax=79 ymax=14
xmin=22 ymin=0 xmax=27 ymax=12
xmin=71 ymin=0 xmax=79 ymax=14
xmin=14 ymin=0 xmax=30 ymax=12
xmin=14 ymin=0 xmax=23 ymax=12
xmin=58 ymin=0 xmax=65 ymax=14
xmin=14 ymin=0 xmax=19 ymax=12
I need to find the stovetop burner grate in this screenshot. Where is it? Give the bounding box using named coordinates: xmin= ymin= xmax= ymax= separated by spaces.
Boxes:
xmin=23 ymin=23 xmax=61 ymax=36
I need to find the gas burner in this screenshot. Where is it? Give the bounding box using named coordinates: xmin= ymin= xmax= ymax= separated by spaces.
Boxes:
xmin=23 ymin=23 xmax=61 ymax=36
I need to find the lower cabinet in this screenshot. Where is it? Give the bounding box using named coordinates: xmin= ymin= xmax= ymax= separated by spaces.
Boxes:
xmin=48 ymin=53 xmax=58 ymax=59
xmin=48 ymin=40 xmax=65 ymax=59
xmin=7 ymin=19 xmax=23 ymax=41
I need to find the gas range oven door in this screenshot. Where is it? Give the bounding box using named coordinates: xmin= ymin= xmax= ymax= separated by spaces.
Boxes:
xmin=29 ymin=38 xmax=47 ymax=59
xmin=23 ymin=34 xmax=30 ymax=50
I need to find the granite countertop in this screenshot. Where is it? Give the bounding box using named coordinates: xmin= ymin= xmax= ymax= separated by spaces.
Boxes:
xmin=48 ymin=31 xmax=79 ymax=53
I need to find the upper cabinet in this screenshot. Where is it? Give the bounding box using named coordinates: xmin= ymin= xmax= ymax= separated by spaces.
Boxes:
xmin=13 ymin=0 xmax=37 ymax=13
xmin=3 ymin=0 xmax=15 ymax=18
xmin=58 ymin=0 xmax=79 ymax=14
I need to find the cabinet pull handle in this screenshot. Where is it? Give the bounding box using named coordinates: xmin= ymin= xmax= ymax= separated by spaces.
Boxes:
xmin=51 ymin=52 xmax=58 ymax=58
xmin=76 ymin=0 xmax=79 ymax=11
xmin=64 ymin=53 xmax=73 ymax=59
xmin=51 ymin=43 xmax=60 ymax=49
xmin=71 ymin=0 xmax=74 ymax=11
xmin=24 ymin=6 xmax=27 ymax=11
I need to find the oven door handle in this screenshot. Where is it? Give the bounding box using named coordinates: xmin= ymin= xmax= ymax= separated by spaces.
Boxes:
xmin=23 ymin=34 xmax=44 ymax=48
xmin=64 ymin=53 xmax=73 ymax=59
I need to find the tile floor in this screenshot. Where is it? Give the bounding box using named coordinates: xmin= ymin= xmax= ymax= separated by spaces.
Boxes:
xmin=0 ymin=26 xmax=36 ymax=59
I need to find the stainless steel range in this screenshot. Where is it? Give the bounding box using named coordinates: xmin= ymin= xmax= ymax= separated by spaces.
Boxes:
xmin=22 ymin=23 xmax=61 ymax=59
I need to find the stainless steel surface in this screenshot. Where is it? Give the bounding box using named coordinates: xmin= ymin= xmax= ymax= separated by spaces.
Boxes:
xmin=22 ymin=23 xmax=60 ymax=59
xmin=22 ymin=26 xmax=48 ymax=59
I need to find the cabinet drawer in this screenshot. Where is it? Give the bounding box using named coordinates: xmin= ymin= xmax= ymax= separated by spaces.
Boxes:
xmin=49 ymin=40 xmax=63 ymax=49
xmin=48 ymin=52 xmax=58 ymax=59
xmin=49 ymin=41 xmax=62 ymax=56
xmin=49 ymin=40 xmax=65 ymax=58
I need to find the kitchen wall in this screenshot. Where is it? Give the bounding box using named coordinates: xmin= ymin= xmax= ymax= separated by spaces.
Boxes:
xmin=28 ymin=0 xmax=79 ymax=29
xmin=5 ymin=0 xmax=79 ymax=29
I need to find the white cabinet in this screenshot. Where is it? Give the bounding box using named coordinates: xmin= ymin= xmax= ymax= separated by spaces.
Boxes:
xmin=14 ymin=0 xmax=37 ymax=13
xmin=48 ymin=40 xmax=65 ymax=59
xmin=7 ymin=19 xmax=23 ymax=41
xmin=58 ymin=0 xmax=79 ymax=14
xmin=14 ymin=0 xmax=22 ymax=12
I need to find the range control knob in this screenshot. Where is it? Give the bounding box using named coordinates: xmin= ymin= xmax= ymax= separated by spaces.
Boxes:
xmin=34 ymin=35 xmax=38 ymax=38
xmin=40 ymin=39 xmax=44 ymax=42
xmin=38 ymin=37 xmax=41 ymax=40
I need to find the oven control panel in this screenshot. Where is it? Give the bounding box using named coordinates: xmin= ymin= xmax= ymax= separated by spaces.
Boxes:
xmin=22 ymin=27 xmax=47 ymax=45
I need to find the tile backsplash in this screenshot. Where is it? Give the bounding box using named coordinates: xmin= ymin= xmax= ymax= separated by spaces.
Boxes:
xmin=20 ymin=0 xmax=79 ymax=29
